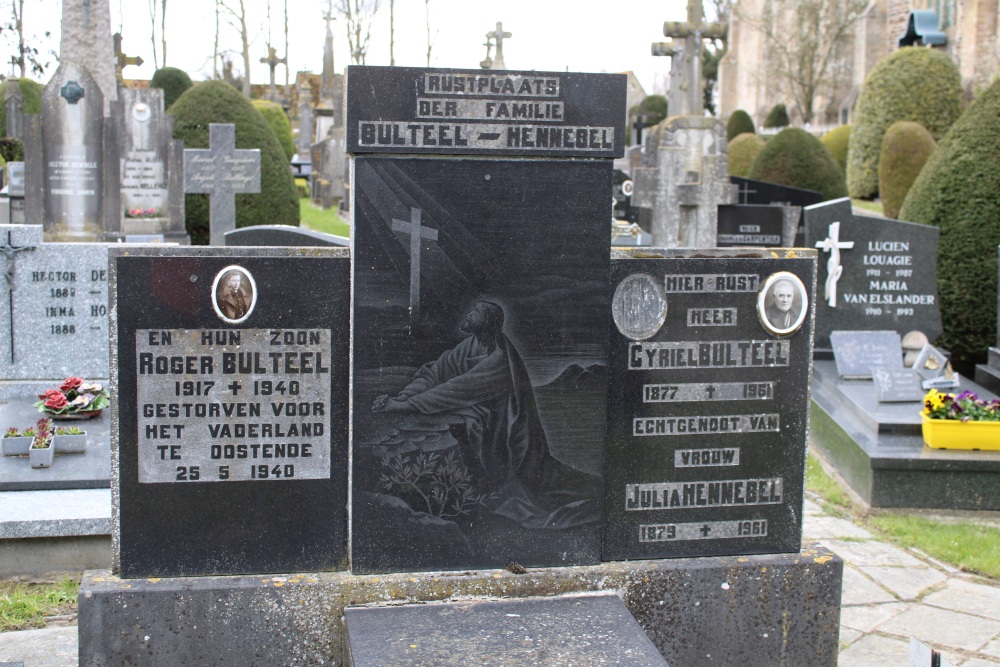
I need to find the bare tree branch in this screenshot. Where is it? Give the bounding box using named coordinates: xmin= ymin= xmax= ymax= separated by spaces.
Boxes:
xmin=148 ymin=0 xmax=158 ymax=69
xmin=334 ymin=0 xmax=380 ymax=65
xmin=161 ymin=0 xmax=167 ymax=66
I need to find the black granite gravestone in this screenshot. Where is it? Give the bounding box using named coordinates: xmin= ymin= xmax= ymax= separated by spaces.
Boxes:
xmin=111 ymin=247 xmax=349 ymax=577
xmin=804 ymin=198 xmax=942 ymax=351
xmin=349 ymin=65 xmax=623 ymax=573
xmin=603 ymin=248 xmax=816 ymax=560
xmin=731 ymin=176 xmax=824 ymax=246
xmin=830 ymin=330 xmax=903 ymax=379
xmin=716 ymin=205 xmax=784 ymax=248
xmin=872 ymin=367 xmax=924 ymax=403
xmin=224 ymin=225 xmax=348 ymax=247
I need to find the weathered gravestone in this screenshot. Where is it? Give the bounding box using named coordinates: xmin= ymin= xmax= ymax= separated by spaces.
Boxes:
xmin=110 ymin=246 xmax=349 ymax=577
xmin=804 ymin=198 xmax=942 ymax=352
xmin=115 ymin=87 xmax=187 ymax=243
xmin=4 ymin=79 xmax=22 ymax=140
xmin=603 ymin=248 xmax=816 ymax=559
xmin=348 ymin=65 xmax=623 ymax=573
xmin=24 ymin=62 xmax=121 ymax=241
xmin=6 ymin=162 xmax=24 ymax=225
xmin=731 ymin=176 xmax=825 ymax=247
xmin=183 ymin=124 xmax=261 ymax=247
xmin=716 ymin=204 xmax=787 ymax=248
xmin=310 ymin=129 xmax=347 ymax=211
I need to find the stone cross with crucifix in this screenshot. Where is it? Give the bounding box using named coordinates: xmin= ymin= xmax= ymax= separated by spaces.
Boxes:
xmin=392 ymin=207 xmax=438 ymax=327
xmin=659 ymin=0 xmax=727 ymax=117
xmin=260 ymin=46 xmax=287 ymax=99
xmin=814 ymin=221 xmax=854 ymax=307
xmin=486 ymin=22 xmax=512 ymax=70
xmin=183 ymin=124 xmax=261 ymax=246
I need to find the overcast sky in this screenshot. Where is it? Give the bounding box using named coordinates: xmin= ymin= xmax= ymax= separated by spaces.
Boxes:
xmin=9 ymin=0 xmax=701 ymax=95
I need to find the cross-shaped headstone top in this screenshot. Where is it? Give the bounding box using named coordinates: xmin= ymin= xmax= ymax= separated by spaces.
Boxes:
xmin=659 ymin=0 xmax=727 ymax=117
xmin=486 ymin=22 xmax=512 ymax=69
xmin=113 ymin=32 xmax=144 ymax=83
xmin=183 ymin=124 xmax=261 ymax=246
xmin=260 ymin=45 xmax=287 ymax=91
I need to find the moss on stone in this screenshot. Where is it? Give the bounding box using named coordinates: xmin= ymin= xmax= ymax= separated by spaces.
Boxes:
xmin=0 ymin=78 xmax=42 ymax=136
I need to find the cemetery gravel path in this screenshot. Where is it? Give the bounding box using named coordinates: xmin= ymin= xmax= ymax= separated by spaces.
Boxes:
xmin=2 ymin=495 xmax=1000 ymax=666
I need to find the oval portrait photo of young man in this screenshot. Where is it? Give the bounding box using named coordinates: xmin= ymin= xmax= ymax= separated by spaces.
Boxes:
xmin=757 ymin=271 xmax=807 ymax=336
xmin=212 ymin=265 xmax=257 ymax=324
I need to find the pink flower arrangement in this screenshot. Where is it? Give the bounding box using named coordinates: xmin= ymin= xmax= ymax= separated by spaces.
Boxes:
xmin=34 ymin=377 xmax=110 ymax=417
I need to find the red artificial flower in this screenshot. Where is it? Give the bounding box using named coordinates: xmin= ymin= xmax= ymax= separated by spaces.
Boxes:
xmin=44 ymin=394 xmax=69 ymax=410
xmin=38 ymin=389 xmax=62 ymax=401
xmin=60 ymin=377 xmax=84 ymax=392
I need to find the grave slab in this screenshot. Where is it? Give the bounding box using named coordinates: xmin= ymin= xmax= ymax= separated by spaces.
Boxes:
xmin=604 ymin=248 xmax=816 ymax=560
xmin=110 ymin=247 xmax=350 ymax=577
xmin=224 ymin=225 xmax=348 ymax=247
xmin=804 ymin=198 xmax=941 ymax=351
xmin=78 ymin=547 xmax=843 ymax=667
xmin=810 ymin=360 xmax=1000 ymax=509
xmin=344 ymin=594 xmax=669 ymax=666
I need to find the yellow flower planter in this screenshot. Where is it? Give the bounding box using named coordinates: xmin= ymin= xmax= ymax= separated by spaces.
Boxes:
xmin=922 ymin=414 xmax=1000 ymax=451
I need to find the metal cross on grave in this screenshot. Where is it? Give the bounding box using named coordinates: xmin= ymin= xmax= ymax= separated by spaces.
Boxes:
xmin=0 ymin=230 xmax=35 ymax=364
xmin=113 ymin=33 xmax=144 ymax=83
xmin=660 ymin=0 xmax=727 ymax=116
xmin=814 ymin=221 xmax=854 ymax=308
xmin=392 ymin=207 xmax=438 ymax=328
xmin=260 ymin=46 xmax=287 ymax=96
xmin=486 ymin=22 xmax=512 ymax=69
xmin=183 ymin=124 xmax=261 ymax=246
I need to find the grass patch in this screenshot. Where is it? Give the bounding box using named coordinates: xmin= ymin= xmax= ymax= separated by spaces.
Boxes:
xmin=299 ymin=199 xmax=350 ymax=238
xmin=867 ymin=514 xmax=1000 ymax=579
xmin=805 ymin=452 xmax=852 ymax=514
xmin=851 ymin=198 xmax=884 ymax=215
xmin=0 ymin=576 xmax=79 ymax=631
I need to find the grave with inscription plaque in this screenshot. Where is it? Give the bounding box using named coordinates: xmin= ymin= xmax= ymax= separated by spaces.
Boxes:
xmin=349 ymin=65 xmax=621 ymax=574
xmin=731 ymin=176 xmax=825 ymax=247
xmin=108 ymin=246 xmax=349 ymax=577
xmin=604 ymin=248 xmax=816 ymax=560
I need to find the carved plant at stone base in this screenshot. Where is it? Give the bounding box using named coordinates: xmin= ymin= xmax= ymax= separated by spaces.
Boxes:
xmin=379 ymin=450 xmax=498 ymax=520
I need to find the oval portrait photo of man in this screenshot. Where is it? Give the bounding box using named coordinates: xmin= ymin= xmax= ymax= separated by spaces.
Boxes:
xmin=212 ymin=265 xmax=257 ymax=324
xmin=757 ymin=271 xmax=807 ymax=336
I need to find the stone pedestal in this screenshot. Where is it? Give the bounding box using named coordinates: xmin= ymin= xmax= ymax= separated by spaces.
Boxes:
xmin=79 ymin=549 xmax=843 ymax=667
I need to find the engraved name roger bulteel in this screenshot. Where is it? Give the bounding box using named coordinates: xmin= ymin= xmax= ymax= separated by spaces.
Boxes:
xmin=626 ymin=478 xmax=783 ymax=509
xmin=639 ymin=519 xmax=767 ymax=542
xmin=633 ymin=413 xmax=779 ymax=436
xmin=630 ymin=340 xmax=790 ymax=369
xmin=135 ymin=328 xmax=332 ymax=484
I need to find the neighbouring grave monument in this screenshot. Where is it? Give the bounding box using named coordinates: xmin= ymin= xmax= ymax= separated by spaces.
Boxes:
xmin=974 ymin=247 xmax=1000 ymax=393
xmin=604 ymin=248 xmax=816 ymax=559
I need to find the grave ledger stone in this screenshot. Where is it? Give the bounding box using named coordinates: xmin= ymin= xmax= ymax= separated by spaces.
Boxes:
xmin=348 ymin=65 xmax=624 ymax=573
xmin=110 ymin=246 xmax=349 ymax=577
xmin=804 ymin=197 xmax=942 ymax=351
xmin=974 ymin=246 xmax=1000 ymax=393
xmin=604 ymin=248 xmax=816 ymax=560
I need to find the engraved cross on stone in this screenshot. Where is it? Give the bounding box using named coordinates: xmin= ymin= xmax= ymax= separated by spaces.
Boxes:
xmin=183 ymin=124 xmax=261 ymax=246
xmin=486 ymin=22 xmax=512 ymax=69
xmin=0 ymin=230 xmax=35 ymax=364
xmin=814 ymin=221 xmax=854 ymax=308
xmin=736 ymin=181 xmax=757 ymax=204
xmin=392 ymin=207 xmax=438 ymax=327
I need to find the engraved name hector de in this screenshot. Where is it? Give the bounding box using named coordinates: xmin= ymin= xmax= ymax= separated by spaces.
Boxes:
xmin=135 ymin=328 xmax=332 ymax=484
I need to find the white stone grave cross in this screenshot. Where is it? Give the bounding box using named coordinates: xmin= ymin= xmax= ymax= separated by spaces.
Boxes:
xmin=814 ymin=221 xmax=854 ymax=307
xmin=392 ymin=207 xmax=438 ymax=327
xmin=183 ymin=124 xmax=261 ymax=246
xmin=486 ymin=22 xmax=512 ymax=69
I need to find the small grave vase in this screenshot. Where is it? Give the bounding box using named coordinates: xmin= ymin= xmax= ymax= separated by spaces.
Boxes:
xmin=53 ymin=432 xmax=87 ymax=454
xmin=2 ymin=435 xmax=33 ymax=456
xmin=29 ymin=437 xmax=54 ymax=468
xmin=921 ymin=414 xmax=1000 ymax=451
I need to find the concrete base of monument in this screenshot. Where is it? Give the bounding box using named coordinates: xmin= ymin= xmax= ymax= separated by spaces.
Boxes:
xmin=974 ymin=348 xmax=1000 ymax=394
xmin=811 ymin=360 xmax=1000 ymax=509
xmin=78 ymin=548 xmax=843 ymax=667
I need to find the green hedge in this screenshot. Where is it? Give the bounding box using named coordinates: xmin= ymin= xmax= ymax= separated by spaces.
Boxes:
xmin=821 ymin=125 xmax=851 ymax=172
xmin=878 ymin=121 xmax=935 ymax=220
xmin=726 ymin=110 xmax=755 ymax=142
xmin=747 ymin=127 xmax=846 ymax=200
xmin=152 ymin=67 xmax=193 ymax=110
xmin=252 ymin=99 xmax=295 ymax=161
xmin=899 ymin=77 xmax=1000 ymax=374
xmin=169 ymin=81 xmax=299 ymax=245
xmin=763 ymin=103 xmax=789 ymax=128
xmin=727 ymin=132 xmax=765 ymax=178
xmin=0 ymin=78 xmax=41 ymax=136
xmin=847 ymin=47 xmax=962 ymax=199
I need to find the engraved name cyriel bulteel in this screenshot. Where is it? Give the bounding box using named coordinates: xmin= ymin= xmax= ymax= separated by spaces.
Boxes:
xmin=135 ymin=328 xmax=333 ymax=484
xmin=625 ymin=478 xmax=783 ymax=509
xmin=629 ymin=340 xmax=790 ymax=369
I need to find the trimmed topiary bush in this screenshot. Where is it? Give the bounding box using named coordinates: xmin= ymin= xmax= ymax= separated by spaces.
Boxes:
xmin=727 ymin=132 xmax=765 ymax=178
xmin=821 ymin=125 xmax=851 ymax=172
xmin=152 ymin=67 xmax=194 ymax=109
xmin=252 ymin=99 xmax=295 ymax=161
xmin=746 ymin=127 xmax=846 ymax=200
xmin=878 ymin=121 xmax=935 ymax=220
xmin=0 ymin=78 xmax=42 ymax=137
xmin=169 ymin=81 xmax=299 ymax=245
xmin=726 ymin=109 xmax=755 ymax=142
xmin=627 ymin=95 xmax=667 ymax=143
xmin=899 ymin=77 xmax=1000 ymax=374
xmin=847 ymin=47 xmax=962 ymax=200
xmin=763 ymin=103 xmax=789 ymax=128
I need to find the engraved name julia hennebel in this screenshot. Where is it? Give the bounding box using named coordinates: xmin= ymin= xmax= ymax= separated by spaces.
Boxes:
xmin=372 ymin=300 xmax=597 ymax=528
xmin=213 ymin=267 xmax=255 ymax=322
